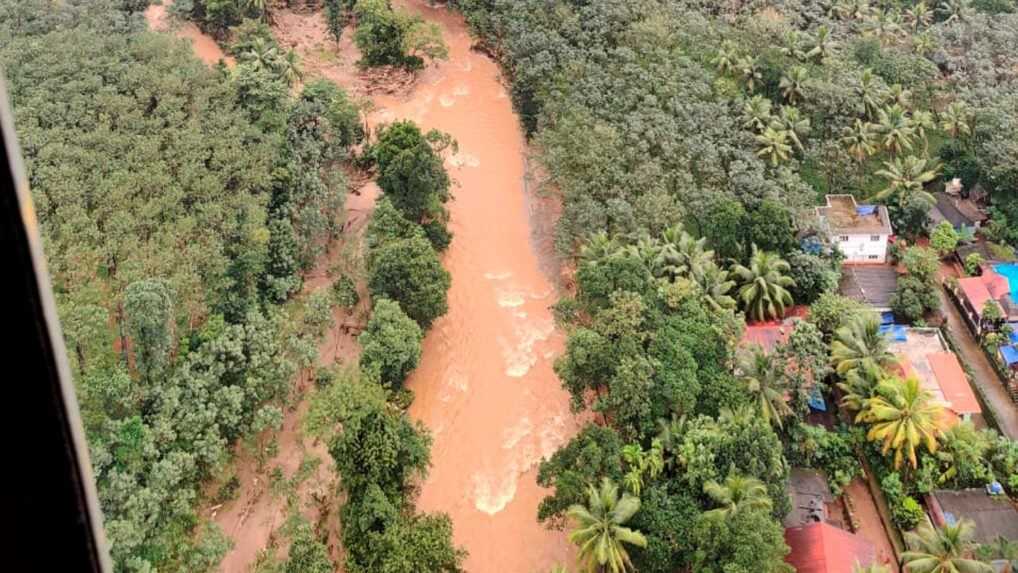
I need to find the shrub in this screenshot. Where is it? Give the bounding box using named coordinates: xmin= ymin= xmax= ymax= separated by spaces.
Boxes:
xmin=930 ymin=221 xmax=960 ymax=257
xmin=332 ymin=275 xmax=359 ymax=308
xmin=965 ymin=253 xmax=985 ymax=276
xmin=893 ymin=496 xmax=924 ymax=530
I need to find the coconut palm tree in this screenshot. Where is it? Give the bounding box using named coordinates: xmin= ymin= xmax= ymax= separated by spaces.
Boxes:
xmin=777 ymin=105 xmax=811 ymax=152
xmin=280 ymin=49 xmax=303 ymax=86
xmin=939 ymin=0 xmax=973 ymax=24
xmin=857 ymin=69 xmax=886 ymax=119
xmin=835 ymin=0 xmax=874 ymax=21
xmin=736 ymin=55 xmax=762 ymax=92
xmin=780 ymin=66 xmax=809 ymax=103
xmin=905 ymin=2 xmax=933 ymax=31
xmin=830 ymin=313 xmax=897 ymax=376
xmin=732 ymin=246 xmax=796 ymax=322
xmin=941 ymin=101 xmax=972 ymax=138
xmin=245 ymin=37 xmax=279 ymax=71
xmin=806 ymin=25 xmax=833 ymax=61
xmin=860 ymin=376 xmax=947 ymax=469
xmin=877 ymin=104 xmax=916 ymax=156
xmin=842 ymin=119 xmax=879 ymax=162
xmin=864 ymin=8 xmax=904 ymax=43
xmin=693 ymin=260 xmax=737 ymax=312
xmin=567 ymin=478 xmax=648 ymax=573
xmin=874 ymin=155 xmax=940 ymax=207
xmin=738 ymin=347 xmax=793 ymax=428
xmin=888 ymin=84 xmax=914 ymax=110
xmin=654 ymin=224 xmax=712 ymax=282
xmin=902 ymin=521 xmax=993 ymax=573
xmin=711 ymin=40 xmax=739 ymax=76
xmin=756 ymin=127 xmax=793 ymax=166
xmin=838 ymin=359 xmax=886 ymax=413
xmin=743 ymin=95 xmax=773 ymax=132
xmin=703 ymin=474 xmax=773 ymax=522
xmin=912 ymin=109 xmax=937 ymax=152
xmin=580 ymin=232 xmax=619 ymax=265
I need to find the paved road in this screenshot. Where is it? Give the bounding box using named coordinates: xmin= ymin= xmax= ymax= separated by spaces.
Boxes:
xmin=937 ymin=270 xmax=1018 ymax=439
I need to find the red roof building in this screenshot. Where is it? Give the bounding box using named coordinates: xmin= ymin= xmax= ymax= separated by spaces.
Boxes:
xmin=928 ymin=351 xmax=982 ymax=418
xmin=784 ymin=522 xmax=876 ymax=573
xmin=957 ymin=268 xmax=1011 ymax=321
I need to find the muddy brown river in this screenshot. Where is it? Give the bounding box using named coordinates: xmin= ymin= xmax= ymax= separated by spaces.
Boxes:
xmin=147 ymin=2 xmax=578 ymax=571
xmin=386 ymin=5 xmax=579 ymax=572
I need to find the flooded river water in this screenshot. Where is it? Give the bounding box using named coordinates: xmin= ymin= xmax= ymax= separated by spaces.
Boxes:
xmin=381 ymin=4 xmax=579 ymax=571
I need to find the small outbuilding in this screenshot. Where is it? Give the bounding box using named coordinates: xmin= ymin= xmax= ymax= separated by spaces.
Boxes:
xmin=928 ymin=489 xmax=1018 ymax=544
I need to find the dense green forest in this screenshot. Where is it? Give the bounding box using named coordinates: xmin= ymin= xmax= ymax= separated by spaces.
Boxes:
xmin=0 ymin=1 xmax=364 ymax=570
xmin=450 ymin=1 xmax=1018 ymax=572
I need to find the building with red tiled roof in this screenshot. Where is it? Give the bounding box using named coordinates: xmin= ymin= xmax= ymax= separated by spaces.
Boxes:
xmin=956 ymin=268 xmax=1015 ymax=333
xmin=888 ymin=329 xmax=982 ymax=425
xmin=785 ymin=522 xmax=876 ymax=573
xmin=928 ymin=351 xmax=981 ymax=419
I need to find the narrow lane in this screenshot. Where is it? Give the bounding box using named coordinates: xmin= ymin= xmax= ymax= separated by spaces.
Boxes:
xmin=938 ymin=265 xmax=1018 ymax=438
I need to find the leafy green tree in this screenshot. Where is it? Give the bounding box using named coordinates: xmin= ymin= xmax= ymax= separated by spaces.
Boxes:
xmin=537 ymin=424 xmax=625 ymax=525
xmin=125 ymin=279 xmax=174 ymax=381
xmin=285 ymin=520 xmax=334 ymax=573
xmin=690 ymin=503 xmax=791 ymax=573
xmin=359 ymin=298 xmax=423 ymax=388
xmin=368 ymin=235 xmax=450 ymax=329
xmin=831 ymin=313 xmax=897 ymax=376
xmin=567 ymin=478 xmax=648 ymax=573
xmin=901 ymin=521 xmax=994 ymax=573
xmin=732 ymin=246 xmax=796 ymax=323
xmin=327 ymin=387 xmax=431 ymax=500
xmin=377 ymin=135 xmax=451 ymax=225
xmin=787 ymin=250 xmax=840 ymax=305
xmin=892 ymin=275 xmax=941 ymax=322
xmin=745 ymin=200 xmax=797 ymax=256
xmin=810 ymin=292 xmax=866 ymax=335
xmin=964 ymin=253 xmax=985 ymax=276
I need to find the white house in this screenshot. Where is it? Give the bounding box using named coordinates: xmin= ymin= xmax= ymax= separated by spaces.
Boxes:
xmin=816 ymin=194 xmax=893 ymax=264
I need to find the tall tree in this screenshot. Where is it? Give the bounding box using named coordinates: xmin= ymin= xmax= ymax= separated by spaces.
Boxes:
xmin=737 ymin=348 xmax=793 ymax=428
xmin=831 ymin=313 xmax=897 ymax=376
xmin=860 ymin=377 xmax=947 ymax=469
xmin=732 ymin=246 xmax=796 ymax=323
xmin=124 ymin=279 xmax=174 ymax=382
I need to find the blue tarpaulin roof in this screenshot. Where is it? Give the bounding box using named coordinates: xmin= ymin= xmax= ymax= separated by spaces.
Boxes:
xmin=807 ymin=385 xmax=827 ymax=412
xmin=1001 ymin=345 xmax=1018 ymax=366
xmin=881 ymin=312 xmax=895 ymax=325
xmin=1010 ymin=331 xmax=1018 ymax=345
xmin=879 ymin=324 xmax=907 ymax=341
xmin=857 ymin=205 xmax=878 ymax=216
